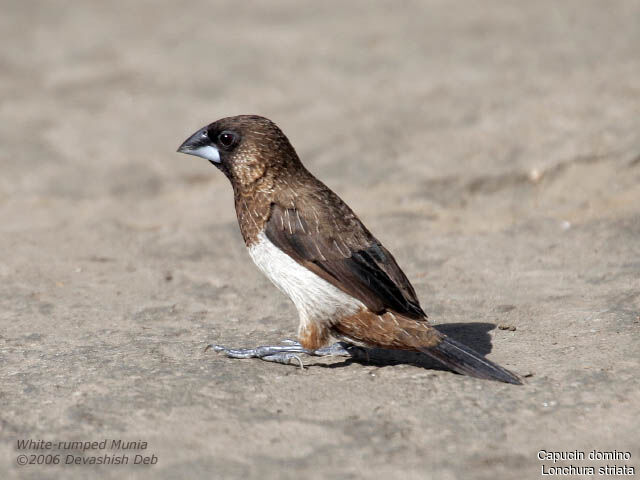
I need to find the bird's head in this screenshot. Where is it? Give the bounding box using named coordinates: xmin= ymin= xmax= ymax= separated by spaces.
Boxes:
xmin=177 ymin=115 xmax=301 ymax=190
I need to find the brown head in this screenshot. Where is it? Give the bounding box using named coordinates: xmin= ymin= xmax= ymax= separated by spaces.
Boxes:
xmin=177 ymin=115 xmax=303 ymax=192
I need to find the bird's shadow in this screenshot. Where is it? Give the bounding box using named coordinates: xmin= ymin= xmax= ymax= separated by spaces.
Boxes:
xmin=316 ymin=322 xmax=497 ymax=372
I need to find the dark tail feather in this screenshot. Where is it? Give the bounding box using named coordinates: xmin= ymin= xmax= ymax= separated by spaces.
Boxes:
xmin=420 ymin=335 xmax=522 ymax=385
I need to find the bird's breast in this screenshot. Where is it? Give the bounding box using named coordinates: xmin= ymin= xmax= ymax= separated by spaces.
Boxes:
xmin=247 ymin=232 xmax=363 ymax=326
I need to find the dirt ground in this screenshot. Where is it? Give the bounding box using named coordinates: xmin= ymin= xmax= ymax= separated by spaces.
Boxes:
xmin=1 ymin=1 xmax=639 ymax=479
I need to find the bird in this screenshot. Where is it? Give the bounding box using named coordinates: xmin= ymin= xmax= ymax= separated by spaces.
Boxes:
xmin=177 ymin=115 xmax=522 ymax=384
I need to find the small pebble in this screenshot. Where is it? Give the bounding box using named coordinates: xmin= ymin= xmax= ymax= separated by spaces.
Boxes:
xmin=528 ymin=168 xmax=542 ymax=183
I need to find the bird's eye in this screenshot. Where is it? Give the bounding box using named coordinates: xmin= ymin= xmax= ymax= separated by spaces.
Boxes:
xmin=218 ymin=131 xmax=236 ymax=148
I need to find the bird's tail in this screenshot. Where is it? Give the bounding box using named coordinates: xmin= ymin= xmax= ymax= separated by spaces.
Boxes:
xmin=419 ymin=334 xmax=522 ymax=385
xmin=334 ymin=310 xmax=522 ymax=384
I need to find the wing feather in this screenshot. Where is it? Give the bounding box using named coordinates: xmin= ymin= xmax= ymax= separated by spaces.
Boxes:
xmin=264 ymin=202 xmax=426 ymax=319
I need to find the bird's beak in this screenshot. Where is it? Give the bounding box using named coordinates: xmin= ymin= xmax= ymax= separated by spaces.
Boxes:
xmin=176 ymin=126 xmax=221 ymax=163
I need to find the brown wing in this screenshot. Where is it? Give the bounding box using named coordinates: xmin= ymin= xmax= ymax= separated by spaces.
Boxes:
xmin=264 ymin=200 xmax=426 ymax=319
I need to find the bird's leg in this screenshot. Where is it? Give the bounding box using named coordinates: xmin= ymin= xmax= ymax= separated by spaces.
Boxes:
xmin=208 ymin=340 xmax=366 ymax=367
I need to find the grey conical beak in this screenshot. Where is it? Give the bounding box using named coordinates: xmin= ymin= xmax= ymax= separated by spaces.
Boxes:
xmin=177 ymin=126 xmax=221 ymax=163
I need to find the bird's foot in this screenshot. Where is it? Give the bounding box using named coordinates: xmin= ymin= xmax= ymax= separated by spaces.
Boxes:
xmin=207 ymin=340 xmax=366 ymax=368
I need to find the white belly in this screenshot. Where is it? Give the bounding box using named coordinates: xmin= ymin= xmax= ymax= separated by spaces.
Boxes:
xmin=247 ymin=232 xmax=363 ymax=330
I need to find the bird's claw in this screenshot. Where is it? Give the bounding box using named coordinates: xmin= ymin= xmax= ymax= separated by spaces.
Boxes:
xmin=206 ymin=340 xmax=365 ymax=367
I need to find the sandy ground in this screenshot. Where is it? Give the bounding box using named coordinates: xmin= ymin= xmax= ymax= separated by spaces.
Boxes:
xmin=1 ymin=1 xmax=639 ymax=479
